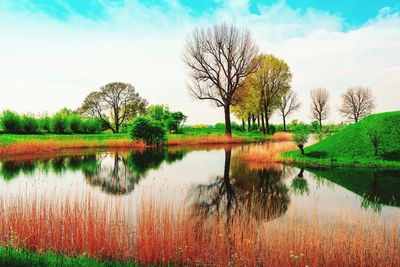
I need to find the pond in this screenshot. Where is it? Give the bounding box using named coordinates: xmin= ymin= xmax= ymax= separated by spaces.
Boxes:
xmin=0 ymin=143 xmax=399 ymax=222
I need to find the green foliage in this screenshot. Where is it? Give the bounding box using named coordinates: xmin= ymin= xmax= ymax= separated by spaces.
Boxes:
xmin=50 ymin=114 xmax=69 ymax=134
xmin=20 ymin=115 xmax=39 ymax=134
xmin=293 ymin=131 xmax=308 ymax=145
xmin=0 ymin=246 xmax=139 ymax=267
xmin=131 ymin=116 xmax=166 ymax=145
xmin=68 ymin=115 xmax=82 ymax=133
xmin=145 ymin=105 xmax=187 ymax=133
xmin=1 ymin=110 xmax=21 ymax=133
xmin=284 ymin=111 xmax=400 ymax=167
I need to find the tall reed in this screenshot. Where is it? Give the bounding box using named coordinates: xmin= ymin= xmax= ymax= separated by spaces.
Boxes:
xmin=0 ymin=190 xmax=398 ymax=266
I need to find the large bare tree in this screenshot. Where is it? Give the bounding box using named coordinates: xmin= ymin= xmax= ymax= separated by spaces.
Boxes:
xmin=310 ymin=87 xmax=329 ymax=128
xmin=279 ymin=90 xmax=300 ymax=131
xmin=339 ymin=86 xmax=375 ymax=122
xmin=78 ymin=82 xmax=148 ymax=133
xmin=183 ymin=23 xmax=259 ymax=136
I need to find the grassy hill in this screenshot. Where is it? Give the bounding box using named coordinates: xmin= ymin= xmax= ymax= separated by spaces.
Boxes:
xmin=283 ymin=111 xmax=400 ymax=168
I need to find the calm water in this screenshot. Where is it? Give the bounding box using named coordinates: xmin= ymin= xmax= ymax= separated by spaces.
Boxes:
xmin=0 ymin=144 xmax=399 ymax=222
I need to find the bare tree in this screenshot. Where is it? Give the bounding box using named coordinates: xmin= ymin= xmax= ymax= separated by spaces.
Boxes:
xmin=279 ymin=90 xmax=300 ymax=131
xmin=183 ymin=23 xmax=259 ymax=136
xmin=310 ymin=88 xmax=329 ymax=128
xmin=78 ymin=82 xmax=148 ymax=133
xmin=339 ymin=86 xmax=375 ymax=122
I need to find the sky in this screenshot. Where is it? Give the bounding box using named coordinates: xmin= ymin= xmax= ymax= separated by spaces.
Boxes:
xmin=0 ymin=0 xmax=399 ymax=125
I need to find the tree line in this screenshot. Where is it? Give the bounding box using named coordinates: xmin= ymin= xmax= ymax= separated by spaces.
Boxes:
xmin=183 ymin=23 xmax=376 ymax=136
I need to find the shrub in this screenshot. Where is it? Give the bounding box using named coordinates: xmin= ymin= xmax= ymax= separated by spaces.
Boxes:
xmin=214 ymin=123 xmax=225 ymax=129
xmin=38 ymin=115 xmax=51 ymax=133
xmin=50 ymin=114 xmax=69 ymax=134
xmin=82 ymin=119 xmax=102 ymax=134
xmin=231 ymin=122 xmax=243 ymax=132
xmin=69 ymin=115 xmax=83 ymax=133
xmin=293 ymin=131 xmax=309 ymax=155
xmin=1 ymin=110 xmax=21 ymax=133
xmin=20 ymin=115 xmax=39 ymax=134
xmin=131 ymin=116 xmax=166 ymax=145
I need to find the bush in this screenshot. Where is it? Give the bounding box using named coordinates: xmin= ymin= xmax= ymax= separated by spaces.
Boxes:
xmin=69 ymin=115 xmax=82 ymax=133
xmin=20 ymin=115 xmax=39 ymax=134
xmin=38 ymin=116 xmax=51 ymax=133
xmin=131 ymin=116 xmax=166 ymax=145
xmin=1 ymin=111 xmax=21 ymax=133
xmin=231 ymin=122 xmax=243 ymax=132
xmin=81 ymin=119 xmax=102 ymax=134
xmin=214 ymin=123 xmax=225 ymax=129
xmin=51 ymin=114 xmax=69 ymax=134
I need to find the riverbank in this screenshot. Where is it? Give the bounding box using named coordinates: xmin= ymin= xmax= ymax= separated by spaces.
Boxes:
xmin=282 ymin=111 xmax=400 ymax=169
xmin=0 ymin=128 xmax=270 ymax=157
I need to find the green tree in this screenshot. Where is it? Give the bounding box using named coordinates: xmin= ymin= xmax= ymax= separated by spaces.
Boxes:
xmin=293 ymin=131 xmax=308 ymax=155
xmin=131 ymin=116 xmax=166 ymax=145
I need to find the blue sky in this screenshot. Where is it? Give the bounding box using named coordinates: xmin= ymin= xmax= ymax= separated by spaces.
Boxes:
xmin=0 ymin=0 xmax=399 ymax=124
xmin=5 ymin=0 xmax=400 ymax=27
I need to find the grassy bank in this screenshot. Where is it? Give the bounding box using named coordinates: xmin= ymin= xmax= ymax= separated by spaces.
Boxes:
xmin=282 ymin=111 xmax=400 ymax=168
xmin=0 ymin=127 xmax=269 ymax=157
xmin=0 ymin=247 xmax=138 ymax=267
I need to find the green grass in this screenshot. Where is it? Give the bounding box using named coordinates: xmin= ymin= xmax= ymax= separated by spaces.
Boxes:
xmin=0 ymin=246 xmax=139 ymax=267
xmin=0 ymin=127 xmax=268 ymax=146
xmin=283 ymin=111 xmax=400 ymax=168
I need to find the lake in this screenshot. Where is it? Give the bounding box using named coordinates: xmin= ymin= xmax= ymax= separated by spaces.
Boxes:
xmin=1 ymin=143 xmax=399 ymax=223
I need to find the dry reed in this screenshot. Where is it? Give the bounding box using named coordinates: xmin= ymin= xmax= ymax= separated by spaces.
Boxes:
xmin=271 ymin=132 xmax=293 ymax=142
xmin=0 ymin=190 xmax=398 ymax=266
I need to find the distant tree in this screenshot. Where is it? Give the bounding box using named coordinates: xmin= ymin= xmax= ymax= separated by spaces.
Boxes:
xmin=364 ymin=123 xmax=382 ymax=157
xmin=248 ymin=54 xmax=292 ymax=134
xmin=279 ymin=90 xmax=300 ymax=131
xmin=78 ymin=82 xmax=148 ymax=133
xmin=1 ymin=111 xmax=21 ymax=133
xmin=339 ymin=86 xmax=375 ymax=123
xmin=310 ymin=88 xmax=329 ymax=128
xmin=293 ymin=131 xmax=308 ymax=155
xmin=183 ymin=23 xmax=259 ymax=136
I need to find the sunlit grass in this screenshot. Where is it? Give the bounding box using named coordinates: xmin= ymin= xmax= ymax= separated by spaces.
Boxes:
xmin=0 ymin=190 xmax=398 ymax=266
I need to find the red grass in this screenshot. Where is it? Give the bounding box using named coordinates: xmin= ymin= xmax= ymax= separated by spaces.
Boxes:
xmin=271 ymin=132 xmax=293 ymax=142
xmin=238 ymin=141 xmax=297 ymax=167
xmin=168 ymin=135 xmax=245 ymax=146
xmin=0 ymin=191 xmax=399 ymax=266
xmin=0 ymin=139 xmax=146 ymax=157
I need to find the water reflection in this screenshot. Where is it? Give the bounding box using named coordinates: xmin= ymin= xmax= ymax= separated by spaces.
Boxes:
xmin=291 ymin=168 xmax=310 ymax=196
xmin=305 ymin=167 xmax=400 ymax=211
xmin=190 ymin=147 xmax=290 ymax=221
xmin=0 ymin=148 xmax=188 ymax=195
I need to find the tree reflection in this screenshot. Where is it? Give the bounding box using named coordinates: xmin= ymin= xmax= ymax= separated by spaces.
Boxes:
xmin=191 ymin=147 xmax=290 ymax=221
xmin=291 ymin=168 xmax=310 ymax=196
xmin=0 ymin=148 xmax=188 ymax=195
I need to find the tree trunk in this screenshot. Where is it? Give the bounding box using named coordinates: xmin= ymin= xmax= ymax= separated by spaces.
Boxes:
xmin=260 ymin=111 xmax=266 ymax=134
xmin=283 ymin=116 xmax=286 ymax=132
xmin=264 ymin=108 xmax=270 ymax=134
xmin=247 ymin=115 xmax=251 ymax=132
xmin=224 ymin=106 xmax=232 ymax=137
xmin=241 ymin=119 xmax=245 ymax=131
xmin=319 ymin=118 xmax=322 ymax=129
xmin=298 ymin=144 xmax=304 ymax=155
xmin=257 ymin=116 xmax=260 ymax=128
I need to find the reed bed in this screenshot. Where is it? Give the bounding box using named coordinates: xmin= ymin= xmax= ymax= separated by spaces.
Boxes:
xmin=0 ymin=190 xmax=398 ymax=266
xmin=238 ymin=141 xmax=297 ymax=166
xmin=0 ymin=139 xmax=146 ymax=157
xmin=271 ymin=132 xmax=293 ymax=142
xmin=168 ymin=135 xmax=245 ymax=146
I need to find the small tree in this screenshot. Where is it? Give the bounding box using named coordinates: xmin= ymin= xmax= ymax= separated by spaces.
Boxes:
xmin=1 ymin=110 xmax=21 ymax=133
xmin=340 ymin=87 xmax=375 ymax=123
xmin=20 ymin=115 xmax=39 ymax=134
xmin=279 ymin=90 xmax=300 ymax=131
xmin=293 ymin=131 xmax=308 ymax=155
xmin=310 ymin=88 xmax=329 ymax=128
xmin=364 ymin=123 xmax=382 ymax=156
xmin=131 ymin=116 xmax=166 ymax=145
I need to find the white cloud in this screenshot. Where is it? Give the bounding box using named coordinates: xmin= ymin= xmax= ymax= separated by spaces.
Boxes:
xmin=0 ymin=1 xmax=399 ymax=125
